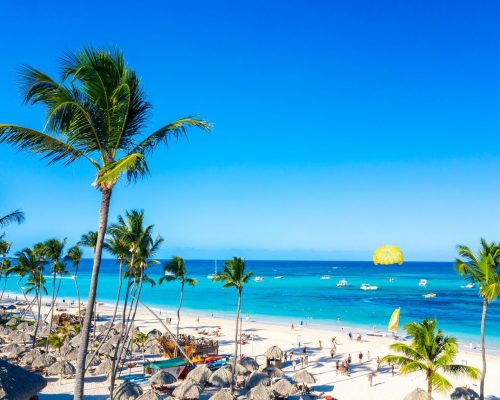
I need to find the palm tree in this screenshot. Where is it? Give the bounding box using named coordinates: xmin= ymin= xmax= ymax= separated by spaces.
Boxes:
xmin=382 ymin=319 xmax=479 ymax=400
xmin=47 ymin=333 xmax=65 ymax=357
xmin=0 ymin=235 xmax=12 ymax=302
xmin=0 ymin=209 xmax=25 ymax=228
xmin=133 ymin=331 xmax=149 ymax=364
xmin=213 ymin=257 xmax=253 ymax=392
xmin=0 ymin=48 xmax=211 ymax=399
xmin=455 ymin=239 xmax=500 ymax=400
xmin=65 ymin=246 xmax=82 ymax=321
xmin=78 ymin=231 xmax=98 ymax=252
xmin=159 ymin=256 xmax=196 ymax=349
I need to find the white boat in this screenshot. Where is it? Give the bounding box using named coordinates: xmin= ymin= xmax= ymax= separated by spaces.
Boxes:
xmin=419 ymin=279 xmax=428 ymax=287
xmin=207 ymin=259 xmax=218 ymax=279
xmin=254 ymin=276 xmax=264 ymax=282
xmin=360 ymin=283 xmax=379 ymax=291
xmin=336 ymin=279 xmax=350 ymax=287
xmin=389 ymin=277 xmax=394 ymax=282
xmin=320 ymin=275 xmax=331 ymax=280
xmin=423 ymin=293 xmax=436 ymax=298
xmin=461 ymin=282 xmax=475 ymax=289
xmin=274 ymin=276 xmax=284 ymax=279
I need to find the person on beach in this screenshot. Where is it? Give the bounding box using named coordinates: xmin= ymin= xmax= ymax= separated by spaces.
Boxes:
xmin=305 ymin=354 xmax=309 ymax=366
xmin=348 ymin=331 xmax=353 ymax=341
xmin=367 ymin=350 xmax=370 ymax=361
xmin=391 ymin=365 xmax=395 ymax=376
xmin=292 ymin=359 xmax=297 ymax=371
xmin=336 ymin=360 xmax=339 ymax=374
xmin=368 ymin=373 xmax=373 ymax=387
xmin=300 ymin=356 xmax=304 ymax=369
xmin=291 ymin=323 xmax=294 ymax=330
xmin=302 ymin=346 xmax=307 ymax=354
xmin=358 ymin=352 xmax=363 ymax=363
xmin=347 ymin=354 xmax=351 ymax=364
xmin=331 ymin=336 xmax=336 ymax=345
xmin=319 ymin=339 xmax=322 ymax=349
xmin=376 ymin=356 xmax=380 ymax=371
xmin=330 ymin=348 xmax=334 ymax=358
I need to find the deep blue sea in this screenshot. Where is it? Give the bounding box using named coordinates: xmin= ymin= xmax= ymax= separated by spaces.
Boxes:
xmin=5 ymin=259 xmax=500 ymax=349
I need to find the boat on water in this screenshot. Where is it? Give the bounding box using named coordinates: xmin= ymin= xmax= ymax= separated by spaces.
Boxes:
xmin=207 ymin=259 xmax=218 ymax=279
xmin=274 ymin=276 xmax=284 ymax=279
xmin=389 ymin=277 xmax=394 ymax=282
xmin=423 ymin=293 xmax=436 ymax=298
xmin=418 ymin=279 xmax=428 ymax=287
xmin=320 ymin=275 xmax=331 ymax=280
xmin=461 ymin=282 xmax=475 ymax=289
xmin=336 ymin=279 xmax=350 ymax=287
xmin=360 ymin=283 xmax=379 ymax=291
xmin=254 ymin=276 xmax=264 ymax=282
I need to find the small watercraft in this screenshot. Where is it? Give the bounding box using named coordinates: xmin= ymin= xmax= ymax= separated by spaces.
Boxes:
xmin=320 ymin=275 xmax=331 ymax=280
xmin=336 ymin=279 xmax=350 ymax=287
xmin=274 ymin=276 xmax=284 ymax=279
xmin=423 ymin=293 xmax=436 ymax=298
xmin=389 ymin=277 xmax=394 ymax=282
xmin=254 ymin=276 xmax=264 ymax=282
xmin=360 ymin=283 xmax=379 ymax=291
xmin=207 ymin=259 xmax=218 ymax=279
xmin=419 ymin=279 xmax=428 ymax=287
xmin=461 ymin=282 xmax=475 ymax=289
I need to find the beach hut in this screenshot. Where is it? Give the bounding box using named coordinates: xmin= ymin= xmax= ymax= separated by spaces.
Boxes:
xmin=450 ymin=387 xmax=479 ymax=400
xmin=246 ymin=371 xmax=270 ymax=389
xmin=47 ymin=360 xmax=76 ymax=378
xmin=264 ymin=346 xmax=283 ymax=368
xmin=172 ymin=381 xmax=203 ymax=400
xmin=403 ymin=388 xmax=433 ymax=400
xmin=150 ymin=370 xmax=177 ymax=388
xmin=32 ymin=354 xmax=57 ymax=370
xmin=137 ymin=390 xmax=162 ymax=400
xmin=261 ymin=365 xmax=284 ymax=379
xmin=209 ymin=389 xmax=235 ymax=400
xmin=271 ymin=379 xmax=295 ymax=399
xmin=0 ymin=359 xmax=47 ymax=400
xmin=209 ymin=366 xmax=233 ymax=388
xmin=248 ymin=383 xmax=273 ymax=400
xmin=240 ymin=357 xmax=259 ymax=372
xmin=186 ymin=364 xmax=212 ymax=384
xmin=115 ymin=380 xmax=143 ymax=400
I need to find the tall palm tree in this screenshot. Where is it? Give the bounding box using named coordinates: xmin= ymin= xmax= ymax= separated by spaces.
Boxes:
xmin=65 ymin=245 xmax=82 ymax=321
xmin=382 ymin=319 xmax=479 ymax=400
xmin=0 ymin=235 xmax=12 ymax=303
xmin=0 ymin=48 xmax=210 ymax=398
xmin=455 ymin=239 xmax=500 ymax=400
xmin=78 ymin=231 xmax=98 ymax=251
xmin=213 ymin=257 xmax=253 ymax=392
xmin=0 ymin=209 xmax=25 ymax=228
xmin=158 ymin=256 xmax=196 ymax=348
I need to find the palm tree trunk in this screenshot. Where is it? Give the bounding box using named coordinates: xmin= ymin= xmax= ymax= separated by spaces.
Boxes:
xmin=32 ymin=289 xmax=40 ymax=349
xmin=46 ymin=270 xmax=57 ymax=350
xmin=74 ymin=188 xmax=112 ymax=400
xmin=73 ymin=267 xmax=82 ymax=324
xmin=17 ymin=278 xmax=36 ymax=319
xmin=175 ymin=281 xmax=184 ymax=357
xmin=479 ymin=299 xmax=487 ymax=400
xmin=427 ymin=371 xmax=433 ymax=400
xmin=231 ymin=288 xmax=242 ymax=393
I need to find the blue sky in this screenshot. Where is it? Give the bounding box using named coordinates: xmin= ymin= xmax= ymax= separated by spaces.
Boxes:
xmin=1 ymin=0 xmax=500 ymax=261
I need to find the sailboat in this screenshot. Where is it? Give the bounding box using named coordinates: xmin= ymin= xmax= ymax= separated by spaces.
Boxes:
xmin=388 ymin=307 xmax=400 ymax=335
xmin=207 ymin=259 xmax=218 ymax=279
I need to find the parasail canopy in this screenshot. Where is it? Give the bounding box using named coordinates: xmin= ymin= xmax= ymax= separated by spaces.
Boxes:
xmin=373 ymin=245 xmax=404 ymax=265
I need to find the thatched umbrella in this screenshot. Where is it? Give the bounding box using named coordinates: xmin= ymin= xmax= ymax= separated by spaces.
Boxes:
xmin=20 ymin=348 xmax=44 ymax=365
xmin=98 ymin=342 xmax=114 ymax=356
xmin=264 ymin=346 xmax=283 ymax=360
xmin=172 ymin=381 xmax=203 ymax=400
xmin=246 ymin=371 xmax=270 ymax=389
xmin=32 ymin=354 xmax=57 ymax=369
xmin=114 ymin=322 xmax=125 ymax=332
xmin=271 ymin=379 xmax=295 ymax=398
xmin=146 ymin=341 xmax=162 ymax=355
xmin=450 ymin=387 xmax=479 ymax=400
xmin=70 ymin=333 xmax=82 ymax=346
xmin=95 ymin=324 xmax=108 ymax=334
xmin=1 ymin=343 xmax=20 ymax=354
xmin=248 ymin=383 xmax=273 ymax=400
xmin=86 ymin=356 xmax=101 ymax=367
xmin=4 ymin=346 xmax=25 ymax=360
xmin=261 ymin=365 xmax=284 ymax=379
xmin=209 ymin=389 xmax=235 ymax=400
xmin=59 ymin=343 xmax=74 ymax=358
xmin=0 ymin=359 xmax=47 ymax=399
xmin=109 ymin=334 xmax=122 ymax=344
xmin=137 ymin=390 xmax=162 ymax=400
xmin=8 ymin=331 xmax=32 ymax=344
xmin=64 ymin=348 xmax=79 ymax=361
xmin=403 ymin=388 xmax=433 ymax=400
xmin=16 ymin=322 xmax=30 ymax=331
xmin=240 ymin=357 xmax=259 ymax=372
xmin=150 ymin=370 xmax=177 ymax=386
xmin=96 ymin=357 xmax=113 ymax=376
xmin=148 ymin=328 xmax=162 ymax=337
xmin=234 ymin=363 xmax=248 ymax=376
xmin=47 ymin=361 xmax=76 ymax=377
xmin=115 ymin=380 xmax=143 ymax=400
xmin=0 ymin=327 xmax=11 ymax=336
xmin=6 ymin=317 xmax=17 ymax=325
xmin=292 ymin=370 xmax=315 ymax=384
xmin=25 ymin=325 xmax=36 ymax=334
xmin=186 ymin=364 xmax=212 ymax=384
xmin=209 ymin=366 xmax=233 ymax=388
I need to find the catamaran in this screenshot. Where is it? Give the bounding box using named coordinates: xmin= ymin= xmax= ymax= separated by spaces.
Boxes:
xmin=336 ymin=279 xmax=350 ymax=287
xmin=207 ymin=259 xmax=218 ymax=279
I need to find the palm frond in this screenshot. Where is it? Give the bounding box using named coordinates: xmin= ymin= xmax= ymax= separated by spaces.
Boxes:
xmin=97 ymin=153 xmax=148 ymax=185
xmin=0 ymin=209 xmax=25 ymax=227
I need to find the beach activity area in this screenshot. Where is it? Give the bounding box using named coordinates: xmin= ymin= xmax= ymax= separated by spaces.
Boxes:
xmin=0 ymin=1 xmax=500 ymax=399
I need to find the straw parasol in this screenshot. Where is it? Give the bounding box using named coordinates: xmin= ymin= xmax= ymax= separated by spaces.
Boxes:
xmin=16 ymin=322 xmax=30 ymax=331
xmin=0 ymin=359 xmax=47 ymax=400
xmin=137 ymin=390 xmax=162 ymax=400
xmin=20 ymin=348 xmax=44 ymax=365
xmin=9 ymin=331 xmax=33 ymax=344
xmin=186 ymin=364 xmax=212 ymax=384
xmin=248 ymin=383 xmax=273 ymax=400
xmin=95 ymin=325 xmax=108 ymax=334
xmin=1 ymin=343 xmax=20 ymax=354
xmin=70 ymin=333 xmax=82 ymax=346
xmin=172 ymin=381 xmax=203 ymax=400
xmin=146 ymin=341 xmax=162 ymax=355
xmin=6 ymin=317 xmax=17 ymax=325
xmin=115 ymin=380 xmax=143 ymax=400
xmin=264 ymin=346 xmax=283 ymax=360
xmin=0 ymin=327 xmax=11 ymax=336
xmin=292 ymin=370 xmax=315 ymax=384
xmin=261 ymin=365 xmax=284 ymax=379
xmin=271 ymin=379 xmax=296 ymax=398
xmin=109 ymin=334 xmax=122 ymax=344
xmin=95 ymin=357 xmax=113 ymax=376
xmin=47 ymin=361 xmax=76 ymax=377
xmin=209 ymin=389 xmax=235 ymax=400
xmin=240 ymin=357 xmax=259 ymax=372
xmin=450 ymin=387 xmax=479 ymax=400
xmin=246 ymin=371 xmax=270 ymax=389
xmin=148 ymin=328 xmax=162 ymax=337
xmin=233 ymin=362 xmax=247 ymax=376
xmin=32 ymin=354 xmax=57 ymax=369
xmin=208 ymin=366 xmax=233 ymax=388
xmin=150 ymin=370 xmax=177 ymax=386
xmin=98 ymin=342 xmax=114 ymax=356
xmin=403 ymin=388 xmax=433 ymax=400
xmin=59 ymin=343 xmax=74 ymax=358
xmin=4 ymin=346 xmax=25 ymax=360
xmin=64 ymin=348 xmax=79 ymax=361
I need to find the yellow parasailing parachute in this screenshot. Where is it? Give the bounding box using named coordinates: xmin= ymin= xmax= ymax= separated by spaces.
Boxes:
xmin=373 ymin=245 xmax=404 ymax=265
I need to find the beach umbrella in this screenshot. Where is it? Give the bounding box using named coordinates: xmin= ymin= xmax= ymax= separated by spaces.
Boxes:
xmin=240 ymin=357 xmax=259 ymax=372
xmin=0 ymin=359 xmax=47 ymax=400
xmin=271 ymin=379 xmax=296 ymax=398
xmin=95 ymin=357 xmax=113 ymax=376
xmin=109 ymin=334 xmax=122 ymax=344
xmin=373 ymin=245 xmax=404 ymax=265
xmin=209 ymin=366 xmax=233 ymax=388
xmin=292 ymin=370 xmax=315 ymax=384
xmin=0 ymin=327 xmax=11 ymax=336
xmin=209 ymin=389 xmax=235 ymax=400
xmin=19 ymin=348 xmax=44 ymax=364
xmin=246 ymin=371 xmax=270 ymax=389
xmin=6 ymin=317 xmax=17 ymax=325
xmin=1 ymin=343 xmax=19 ymax=353
xmin=32 ymin=353 xmax=57 ymax=369
xmin=148 ymin=328 xmax=162 ymax=337
xmin=98 ymin=342 xmax=114 ymax=356
xmin=9 ymin=331 xmax=32 ymax=344
xmin=95 ymin=324 xmax=107 ymax=334
xmin=114 ymin=322 xmax=125 ymax=332
xmin=248 ymin=383 xmax=273 ymax=400
xmin=172 ymin=381 xmax=203 ymax=400
xmin=261 ymin=365 xmax=284 ymax=379
xmin=146 ymin=341 xmax=162 ymax=355
xmin=25 ymin=325 xmax=36 ymax=334
xmin=64 ymin=348 xmax=79 ymax=361
xmin=233 ymin=362 xmax=248 ymax=376
xmin=86 ymin=356 xmax=101 ymax=367
xmin=187 ymin=364 xmax=212 ymax=384
xmin=47 ymin=360 xmax=76 ymax=377
xmin=115 ymin=380 xmax=143 ymax=400
xmin=150 ymin=370 xmax=177 ymax=386
xmin=59 ymin=343 xmax=74 ymax=358
xmin=70 ymin=333 xmax=82 ymax=346
xmin=450 ymin=387 xmax=479 ymax=400
xmin=264 ymin=346 xmax=283 ymax=360
xmin=137 ymin=390 xmax=162 ymax=400
xmin=403 ymin=388 xmax=433 ymax=400
xmin=3 ymin=344 xmax=25 ymax=360
xmin=16 ymin=322 xmax=30 ymax=331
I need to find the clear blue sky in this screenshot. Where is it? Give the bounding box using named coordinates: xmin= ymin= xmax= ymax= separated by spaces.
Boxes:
xmin=1 ymin=0 xmax=500 ymax=261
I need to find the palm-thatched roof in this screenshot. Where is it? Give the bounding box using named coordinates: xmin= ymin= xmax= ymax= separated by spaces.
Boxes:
xmin=5 ymin=318 xmax=17 ymax=325
xmin=0 ymin=359 xmax=47 ymax=400
xmin=148 ymin=329 xmax=162 ymax=337
xmin=450 ymin=387 xmax=479 ymax=400
xmin=137 ymin=390 xmax=162 ymax=400
xmin=47 ymin=361 xmax=76 ymax=377
xmin=1 ymin=343 xmax=20 ymax=354
xmin=187 ymin=364 xmax=212 ymax=384
xmin=95 ymin=357 xmax=113 ymax=376
xmin=70 ymin=333 xmax=82 ymax=346
xmin=19 ymin=348 xmax=44 ymax=365
xmin=64 ymin=348 xmax=79 ymax=361
xmin=98 ymin=342 xmax=114 ymax=356
xmin=264 ymin=346 xmax=283 ymax=360
xmin=209 ymin=389 xmax=235 ymax=400
xmin=239 ymin=357 xmax=259 ymax=372
xmin=261 ymin=365 xmax=283 ymax=379
xmin=172 ymin=381 xmax=203 ymax=400
xmin=59 ymin=343 xmax=74 ymax=358
xmin=403 ymin=388 xmax=433 ymax=400
xmin=150 ymin=370 xmax=177 ymax=386
xmin=248 ymin=383 xmax=273 ymax=400
xmin=0 ymin=327 xmax=11 ymax=337
xmin=271 ymin=379 xmax=295 ymax=397
xmin=115 ymin=380 xmax=143 ymax=400
xmin=32 ymin=354 xmax=57 ymax=369
xmin=208 ymin=366 xmax=233 ymax=388
xmin=292 ymin=370 xmax=315 ymax=384
xmin=146 ymin=341 xmax=162 ymax=355
xmin=16 ymin=322 xmax=30 ymax=331
xmin=246 ymin=371 xmax=270 ymax=389
xmin=95 ymin=325 xmax=108 ymax=334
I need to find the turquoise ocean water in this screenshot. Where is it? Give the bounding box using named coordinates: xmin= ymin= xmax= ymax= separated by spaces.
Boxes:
xmin=4 ymin=259 xmax=500 ymax=350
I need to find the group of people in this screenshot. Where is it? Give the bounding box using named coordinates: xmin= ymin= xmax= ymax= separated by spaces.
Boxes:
xmin=284 ymin=347 xmax=310 ymax=370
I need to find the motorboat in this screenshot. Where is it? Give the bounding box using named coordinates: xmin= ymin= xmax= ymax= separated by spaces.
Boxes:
xmin=423 ymin=293 xmax=436 ymax=298
xmin=360 ymin=283 xmax=379 ymax=291
xmin=320 ymin=275 xmax=331 ymax=280
xmin=254 ymin=276 xmax=264 ymax=282
xmin=389 ymin=277 xmax=394 ymax=282
xmin=336 ymin=279 xmax=350 ymax=287
xmin=461 ymin=283 xmax=475 ymax=289
xmin=418 ymin=279 xmax=428 ymax=287
xmin=274 ymin=276 xmax=284 ymax=279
